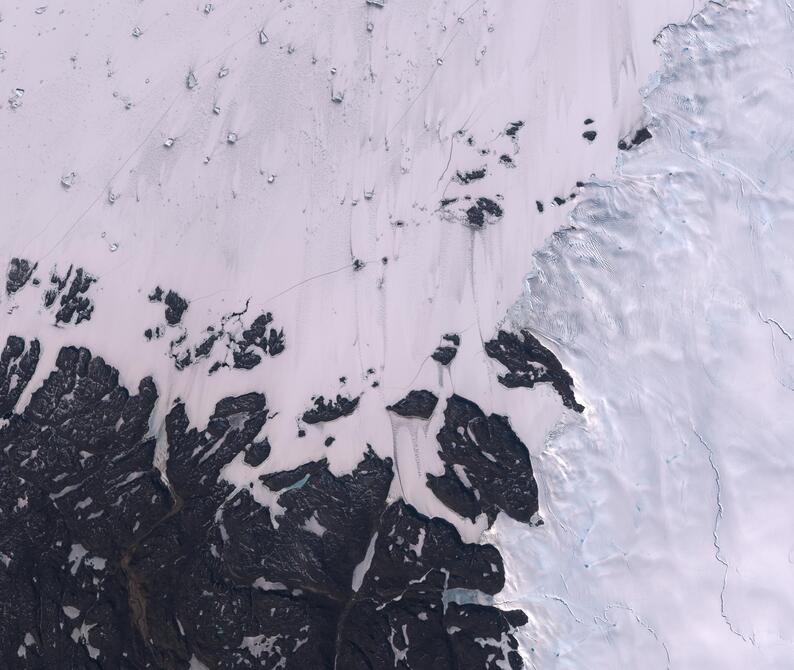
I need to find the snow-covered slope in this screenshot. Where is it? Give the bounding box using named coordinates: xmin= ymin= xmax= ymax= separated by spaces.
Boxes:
xmin=492 ymin=1 xmax=794 ymax=667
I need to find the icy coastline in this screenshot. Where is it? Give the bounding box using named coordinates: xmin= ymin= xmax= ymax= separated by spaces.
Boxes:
xmin=494 ymin=1 xmax=794 ymax=667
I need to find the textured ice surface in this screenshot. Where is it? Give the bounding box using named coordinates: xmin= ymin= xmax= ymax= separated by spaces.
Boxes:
xmin=0 ymin=0 xmax=738 ymax=667
xmin=492 ymin=1 xmax=794 ymax=667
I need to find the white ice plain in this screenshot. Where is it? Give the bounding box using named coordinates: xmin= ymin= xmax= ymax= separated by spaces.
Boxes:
xmin=0 ymin=0 xmax=692 ymax=496
xmin=6 ymin=0 xmax=788 ymax=668
xmin=490 ymin=1 xmax=794 ymax=668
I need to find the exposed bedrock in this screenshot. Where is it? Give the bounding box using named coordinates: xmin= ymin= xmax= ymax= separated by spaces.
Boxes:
xmin=485 ymin=329 xmax=584 ymax=412
xmin=431 ymin=332 xmax=460 ymax=366
xmin=6 ymin=257 xmax=37 ymax=296
xmin=427 ymin=394 xmax=539 ymax=525
xmin=618 ymin=125 xmax=652 ymax=151
xmin=0 ymin=337 xmax=530 ymax=669
xmin=387 ymin=389 xmax=439 ymax=419
xmin=302 ymin=394 xmax=360 ymax=424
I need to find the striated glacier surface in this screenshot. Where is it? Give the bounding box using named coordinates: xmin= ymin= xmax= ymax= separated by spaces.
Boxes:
xmin=492 ymin=1 xmax=794 ymax=668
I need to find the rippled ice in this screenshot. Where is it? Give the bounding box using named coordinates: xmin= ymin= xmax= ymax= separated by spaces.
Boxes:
xmin=490 ymin=2 xmax=794 ymax=668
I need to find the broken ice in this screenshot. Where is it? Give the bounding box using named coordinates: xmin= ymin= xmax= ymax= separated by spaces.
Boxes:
xmin=60 ymin=172 xmax=77 ymax=189
xmin=7 ymin=88 xmax=24 ymax=109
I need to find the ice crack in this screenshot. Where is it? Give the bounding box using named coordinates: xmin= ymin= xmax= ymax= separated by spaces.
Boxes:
xmin=599 ymin=603 xmax=671 ymax=669
xmin=759 ymin=311 xmax=793 ymax=341
xmin=692 ymin=427 xmax=753 ymax=645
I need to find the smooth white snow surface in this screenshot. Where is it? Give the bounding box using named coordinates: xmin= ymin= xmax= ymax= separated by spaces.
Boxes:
xmin=489 ymin=1 xmax=794 ymax=667
xmin=0 ymin=1 xmax=691 ymax=509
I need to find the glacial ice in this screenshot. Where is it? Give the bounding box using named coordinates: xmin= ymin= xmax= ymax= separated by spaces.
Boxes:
xmin=492 ymin=2 xmax=794 ymax=667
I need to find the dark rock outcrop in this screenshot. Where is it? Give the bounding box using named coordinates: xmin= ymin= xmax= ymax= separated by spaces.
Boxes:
xmin=0 ymin=340 xmax=168 ymax=668
xmin=387 ymin=389 xmax=438 ymax=419
xmin=148 ymin=286 xmax=189 ymax=326
xmin=426 ymin=464 xmax=482 ymax=522
xmin=427 ymin=394 xmax=538 ymax=525
xmin=0 ymin=337 xmax=533 ymax=668
xmin=55 ymin=267 xmax=96 ymax=324
xmin=146 ymin=295 xmax=286 ymax=373
xmin=6 ymin=257 xmax=36 ymax=295
xmin=235 ymin=311 xmax=286 ymax=362
xmin=302 ymin=394 xmax=360 ymax=424
xmin=504 ymin=121 xmax=524 ymax=137
xmin=465 ymin=196 xmax=504 ymax=228
xmin=445 ymin=602 xmax=528 ymax=670
xmin=337 ymin=500 xmax=526 ymax=670
xmin=432 ymin=347 xmax=457 ymax=365
xmin=485 ymin=329 xmax=584 ymax=412
xmin=41 ymin=265 xmax=97 ymax=325
xmin=243 ymin=437 xmax=271 ymax=467
xmin=0 ymin=335 xmax=39 ymax=417
xmin=442 ymin=333 xmax=460 ymax=346
xmin=164 ymin=290 xmax=189 ymax=326
xmin=618 ymin=125 xmax=652 ymax=151
xmin=455 ymin=167 xmax=487 ymax=184
xmin=432 ymin=332 xmax=460 ymax=366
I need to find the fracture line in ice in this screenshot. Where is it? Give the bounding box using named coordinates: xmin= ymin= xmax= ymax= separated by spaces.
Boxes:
xmin=692 ymin=427 xmax=753 ymax=645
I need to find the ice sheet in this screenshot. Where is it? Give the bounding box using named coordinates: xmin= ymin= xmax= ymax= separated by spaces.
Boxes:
xmin=492 ymin=1 xmax=794 ymax=667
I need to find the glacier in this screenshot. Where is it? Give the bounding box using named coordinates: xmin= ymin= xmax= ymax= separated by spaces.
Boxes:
xmin=493 ymin=1 xmax=794 ymax=668
xmin=2 ymin=0 xmax=788 ymax=668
